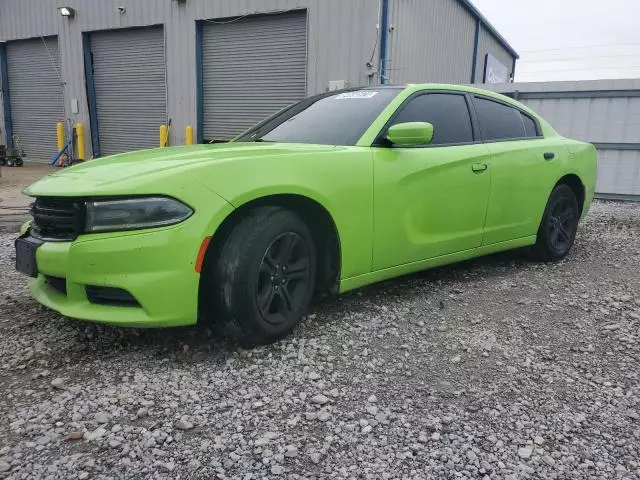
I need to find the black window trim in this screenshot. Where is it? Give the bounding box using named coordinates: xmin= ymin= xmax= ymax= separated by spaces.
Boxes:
xmin=470 ymin=94 xmax=544 ymax=143
xmin=372 ymin=90 xmax=483 ymax=148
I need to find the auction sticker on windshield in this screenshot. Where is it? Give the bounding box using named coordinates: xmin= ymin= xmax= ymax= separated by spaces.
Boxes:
xmin=335 ymin=91 xmax=379 ymax=99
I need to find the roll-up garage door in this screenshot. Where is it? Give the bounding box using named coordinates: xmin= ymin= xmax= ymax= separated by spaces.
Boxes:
xmin=89 ymin=26 xmax=166 ymax=156
xmin=6 ymin=37 xmax=64 ymax=163
xmin=202 ymin=11 xmax=307 ymax=141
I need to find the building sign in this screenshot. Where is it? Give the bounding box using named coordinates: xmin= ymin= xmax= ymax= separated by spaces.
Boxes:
xmin=483 ymin=54 xmax=509 ymax=84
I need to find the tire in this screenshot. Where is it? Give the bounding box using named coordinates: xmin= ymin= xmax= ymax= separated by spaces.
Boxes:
xmin=530 ymin=184 xmax=580 ymax=261
xmin=206 ymin=207 xmax=317 ymax=346
xmin=15 ymin=157 xmax=23 ymax=167
xmin=6 ymin=158 xmax=14 ymax=167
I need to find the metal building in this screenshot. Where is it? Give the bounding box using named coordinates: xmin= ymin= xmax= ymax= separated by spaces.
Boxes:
xmin=0 ymin=0 xmax=517 ymax=161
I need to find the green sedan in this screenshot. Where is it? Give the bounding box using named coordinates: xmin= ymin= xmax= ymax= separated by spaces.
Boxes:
xmin=16 ymin=84 xmax=597 ymax=345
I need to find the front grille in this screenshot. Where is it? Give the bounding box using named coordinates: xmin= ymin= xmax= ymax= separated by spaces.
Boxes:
xmin=45 ymin=276 xmax=67 ymax=295
xmin=86 ymin=286 xmax=140 ymax=307
xmin=31 ymin=198 xmax=84 ymax=241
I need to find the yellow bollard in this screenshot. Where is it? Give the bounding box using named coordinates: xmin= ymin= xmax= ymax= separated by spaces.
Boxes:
xmin=160 ymin=124 xmax=168 ymax=148
xmin=56 ymin=122 xmax=65 ymax=152
xmin=185 ymin=125 xmax=193 ymax=145
xmin=76 ymin=123 xmax=86 ymax=160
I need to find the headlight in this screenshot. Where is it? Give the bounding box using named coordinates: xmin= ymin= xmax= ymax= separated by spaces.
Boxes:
xmin=85 ymin=197 xmax=193 ymax=233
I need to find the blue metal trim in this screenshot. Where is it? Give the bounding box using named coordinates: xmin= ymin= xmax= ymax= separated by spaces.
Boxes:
xmin=195 ymin=21 xmax=204 ymax=143
xmin=456 ymin=0 xmax=519 ymax=59
xmin=482 ymin=53 xmax=490 ymax=83
xmin=379 ymin=0 xmax=390 ymax=85
xmin=82 ymin=34 xmax=100 ymax=157
xmin=470 ymin=18 xmax=480 ymax=83
xmin=0 ymin=43 xmax=13 ymax=149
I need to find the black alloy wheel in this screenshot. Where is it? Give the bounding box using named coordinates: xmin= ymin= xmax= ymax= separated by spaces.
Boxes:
xmin=531 ymin=184 xmax=580 ymax=261
xmin=206 ymin=207 xmax=317 ymax=346
xmin=257 ymin=232 xmax=312 ymax=325
xmin=546 ymin=195 xmax=577 ymax=254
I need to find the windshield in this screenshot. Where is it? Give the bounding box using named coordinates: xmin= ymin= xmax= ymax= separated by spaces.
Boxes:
xmin=235 ymin=88 xmax=401 ymax=146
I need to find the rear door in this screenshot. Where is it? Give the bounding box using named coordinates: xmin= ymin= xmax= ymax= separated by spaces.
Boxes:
xmin=372 ymin=92 xmax=492 ymax=270
xmin=473 ymin=96 xmax=565 ymax=245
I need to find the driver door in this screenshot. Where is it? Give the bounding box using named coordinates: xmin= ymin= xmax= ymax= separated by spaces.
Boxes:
xmin=372 ymin=92 xmax=492 ymax=271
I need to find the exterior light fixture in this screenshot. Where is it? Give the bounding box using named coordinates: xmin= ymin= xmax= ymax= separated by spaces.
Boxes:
xmin=58 ymin=7 xmax=75 ymax=17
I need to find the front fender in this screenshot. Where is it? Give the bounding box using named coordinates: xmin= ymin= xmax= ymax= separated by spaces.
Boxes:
xmin=192 ymin=149 xmax=374 ymax=280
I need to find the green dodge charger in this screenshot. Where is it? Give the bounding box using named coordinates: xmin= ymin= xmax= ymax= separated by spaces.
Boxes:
xmin=16 ymin=84 xmax=597 ymax=345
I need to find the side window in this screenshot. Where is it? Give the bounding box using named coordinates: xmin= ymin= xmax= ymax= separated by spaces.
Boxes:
xmin=474 ymin=97 xmax=526 ymax=141
xmin=521 ymin=112 xmax=540 ymax=138
xmin=389 ymin=93 xmax=474 ymax=145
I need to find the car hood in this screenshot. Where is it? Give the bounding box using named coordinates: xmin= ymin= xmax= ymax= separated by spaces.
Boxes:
xmin=23 ymin=142 xmax=346 ymax=197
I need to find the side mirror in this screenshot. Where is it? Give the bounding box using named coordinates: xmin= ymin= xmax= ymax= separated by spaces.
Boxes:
xmin=386 ymin=122 xmax=434 ymax=146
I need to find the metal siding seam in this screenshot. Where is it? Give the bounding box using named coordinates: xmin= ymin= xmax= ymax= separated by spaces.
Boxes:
xmin=470 ymin=18 xmax=479 ymax=84
xmin=0 ymin=43 xmax=13 ymax=148
xmin=379 ymin=0 xmax=390 ymax=84
xmin=195 ymin=21 xmax=204 ymax=144
xmin=593 ymin=142 xmax=640 ymax=151
xmin=83 ymin=34 xmax=100 ymax=157
xmin=511 ymin=90 xmax=640 ymax=100
xmin=594 ymin=192 xmax=640 ymax=202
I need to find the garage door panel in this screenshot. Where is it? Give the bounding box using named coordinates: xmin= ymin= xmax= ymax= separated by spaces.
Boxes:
xmin=90 ymin=27 xmax=166 ymax=156
xmin=202 ymin=11 xmax=307 ymax=141
xmin=6 ymin=37 xmax=64 ymax=163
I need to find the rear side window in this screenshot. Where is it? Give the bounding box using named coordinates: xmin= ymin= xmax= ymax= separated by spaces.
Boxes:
xmin=474 ymin=97 xmax=526 ymax=141
xmin=521 ymin=112 xmax=540 ymax=138
xmin=389 ymin=93 xmax=474 ymax=145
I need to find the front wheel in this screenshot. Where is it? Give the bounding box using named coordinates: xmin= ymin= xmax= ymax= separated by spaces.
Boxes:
xmin=206 ymin=207 xmax=317 ymax=346
xmin=530 ymin=184 xmax=580 ymax=261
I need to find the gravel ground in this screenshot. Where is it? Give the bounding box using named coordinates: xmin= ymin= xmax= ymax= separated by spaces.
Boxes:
xmin=0 ymin=200 xmax=639 ymax=480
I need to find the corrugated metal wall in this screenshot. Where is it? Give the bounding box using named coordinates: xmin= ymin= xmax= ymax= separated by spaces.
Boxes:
xmin=0 ymin=0 xmax=517 ymax=157
xmin=0 ymin=0 xmax=379 ymax=157
xmin=486 ymin=79 xmax=640 ymax=199
xmin=388 ymin=0 xmax=476 ymax=84
xmin=474 ymin=24 xmax=514 ymax=83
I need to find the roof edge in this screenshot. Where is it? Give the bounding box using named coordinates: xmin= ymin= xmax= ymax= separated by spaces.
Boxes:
xmin=457 ymin=0 xmax=519 ymax=59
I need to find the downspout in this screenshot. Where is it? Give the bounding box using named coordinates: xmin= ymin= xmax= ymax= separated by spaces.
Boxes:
xmin=0 ymin=43 xmax=14 ymax=148
xmin=379 ymin=0 xmax=390 ymax=84
xmin=470 ymin=18 xmax=480 ymax=84
xmin=511 ymin=57 xmax=517 ymax=82
xmin=82 ymin=34 xmax=100 ymax=157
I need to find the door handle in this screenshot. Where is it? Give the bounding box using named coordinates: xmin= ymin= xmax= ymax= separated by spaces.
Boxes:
xmin=544 ymin=152 xmax=555 ymax=160
xmin=471 ymin=163 xmax=488 ymax=172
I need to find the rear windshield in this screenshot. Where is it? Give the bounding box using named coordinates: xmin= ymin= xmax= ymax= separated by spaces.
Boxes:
xmin=236 ymin=88 xmax=401 ymax=146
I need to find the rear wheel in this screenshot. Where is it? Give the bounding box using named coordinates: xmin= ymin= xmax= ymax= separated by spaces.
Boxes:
xmin=206 ymin=207 xmax=316 ymax=346
xmin=530 ymin=184 xmax=579 ymax=261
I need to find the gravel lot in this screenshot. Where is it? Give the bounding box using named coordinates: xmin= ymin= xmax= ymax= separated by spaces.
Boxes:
xmin=0 ymin=200 xmax=639 ymax=480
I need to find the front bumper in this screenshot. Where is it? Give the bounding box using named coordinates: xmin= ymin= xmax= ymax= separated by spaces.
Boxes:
xmin=26 ymin=191 xmax=234 ymax=327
